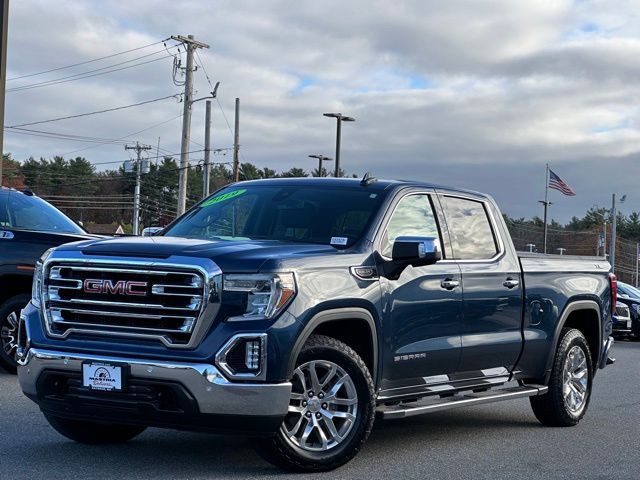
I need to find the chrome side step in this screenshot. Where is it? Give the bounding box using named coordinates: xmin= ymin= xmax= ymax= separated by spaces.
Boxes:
xmin=377 ymin=385 xmax=548 ymax=420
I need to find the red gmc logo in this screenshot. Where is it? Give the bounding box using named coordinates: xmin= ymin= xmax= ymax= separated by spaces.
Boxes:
xmin=83 ymin=279 xmax=148 ymax=296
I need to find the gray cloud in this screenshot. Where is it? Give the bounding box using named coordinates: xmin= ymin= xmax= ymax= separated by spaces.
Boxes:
xmin=4 ymin=0 xmax=640 ymax=223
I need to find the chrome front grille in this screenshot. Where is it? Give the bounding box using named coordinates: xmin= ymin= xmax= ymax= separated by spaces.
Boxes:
xmin=42 ymin=263 xmax=208 ymax=346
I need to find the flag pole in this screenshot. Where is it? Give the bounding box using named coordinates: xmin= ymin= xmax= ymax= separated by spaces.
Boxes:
xmin=636 ymin=242 xmax=640 ymax=288
xmin=543 ymin=163 xmax=549 ymax=254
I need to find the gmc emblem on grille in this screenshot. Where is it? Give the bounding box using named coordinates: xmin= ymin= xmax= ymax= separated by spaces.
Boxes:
xmin=83 ymin=279 xmax=148 ymax=296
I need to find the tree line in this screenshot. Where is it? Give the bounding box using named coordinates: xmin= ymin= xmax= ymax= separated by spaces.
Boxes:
xmin=2 ymin=153 xmax=640 ymax=243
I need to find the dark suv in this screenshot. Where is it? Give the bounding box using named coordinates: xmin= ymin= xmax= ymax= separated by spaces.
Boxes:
xmin=615 ymin=281 xmax=640 ymax=338
xmin=0 ymin=187 xmax=97 ymax=372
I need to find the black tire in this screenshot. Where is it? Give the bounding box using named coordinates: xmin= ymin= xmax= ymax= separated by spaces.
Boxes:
xmin=252 ymin=335 xmax=375 ymax=472
xmin=530 ymin=328 xmax=593 ymax=427
xmin=0 ymin=294 xmax=30 ymax=374
xmin=44 ymin=414 xmax=146 ymax=444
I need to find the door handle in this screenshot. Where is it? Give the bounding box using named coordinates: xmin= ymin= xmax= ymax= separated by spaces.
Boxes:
xmin=503 ymin=278 xmax=519 ymax=289
xmin=441 ymin=278 xmax=460 ymax=290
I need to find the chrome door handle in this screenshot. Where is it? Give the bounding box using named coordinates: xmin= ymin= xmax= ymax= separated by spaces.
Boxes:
xmin=441 ymin=279 xmax=460 ymax=290
xmin=503 ymin=278 xmax=519 ymax=289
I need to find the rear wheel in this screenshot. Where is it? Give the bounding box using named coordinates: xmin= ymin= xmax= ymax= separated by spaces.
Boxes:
xmin=0 ymin=294 xmax=30 ymax=373
xmin=45 ymin=414 xmax=146 ymax=444
xmin=530 ymin=328 xmax=593 ymax=426
xmin=252 ymin=335 xmax=375 ymax=472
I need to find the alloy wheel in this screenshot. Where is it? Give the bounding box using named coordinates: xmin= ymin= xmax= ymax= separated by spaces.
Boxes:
xmin=282 ymin=360 xmax=358 ymax=452
xmin=562 ymin=345 xmax=588 ymax=414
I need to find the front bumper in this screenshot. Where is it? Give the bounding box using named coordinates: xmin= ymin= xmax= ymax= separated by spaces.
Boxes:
xmin=18 ymin=348 xmax=292 ymax=435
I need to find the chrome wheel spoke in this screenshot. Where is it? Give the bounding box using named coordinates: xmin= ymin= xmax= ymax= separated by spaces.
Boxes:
xmin=1 ymin=311 xmax=19 ymax=357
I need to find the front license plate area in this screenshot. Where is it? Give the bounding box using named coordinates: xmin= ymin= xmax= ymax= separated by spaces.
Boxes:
xmin=82 ymin=362 xmax=124 ymax=391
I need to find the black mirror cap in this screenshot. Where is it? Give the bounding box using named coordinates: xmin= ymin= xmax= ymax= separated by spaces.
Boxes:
xmin=392 ymin=236 xmax=441 ymax=266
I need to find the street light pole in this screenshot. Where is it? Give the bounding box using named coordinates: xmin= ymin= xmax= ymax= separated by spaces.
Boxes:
xmin=308 ymin=154 xmax=332 ymax=177
xmin=323 ymin=113 xmax=355 ymax=177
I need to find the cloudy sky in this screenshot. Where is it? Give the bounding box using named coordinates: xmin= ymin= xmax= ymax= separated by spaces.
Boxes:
xmin=5 ymin=0 xmax=640 ymax=221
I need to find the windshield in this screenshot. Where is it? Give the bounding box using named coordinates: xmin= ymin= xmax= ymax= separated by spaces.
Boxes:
xmin=618 ymin=282 xmax=640 ymax=299
xmin=0 ymin=191 xmax=85 ymax=234
xmin=164 ymin=184 xmax=386 ymax=247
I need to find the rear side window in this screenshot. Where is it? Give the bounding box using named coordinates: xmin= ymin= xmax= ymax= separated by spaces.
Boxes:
xmin=441 ymin=196 xmax=498 ymax=260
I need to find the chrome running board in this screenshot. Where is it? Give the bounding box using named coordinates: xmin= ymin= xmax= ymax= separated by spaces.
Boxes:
xmin=377 ymin=385 xmax=548 ymax=420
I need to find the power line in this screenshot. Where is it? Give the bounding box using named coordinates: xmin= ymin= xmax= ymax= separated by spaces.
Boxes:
xmin=7 ymin=39 xmax=168 ymax=81
xmin=7 ymin=94 xmax=181 ymax=128
xmin=7 ymin=53 xmax=175 ymax=93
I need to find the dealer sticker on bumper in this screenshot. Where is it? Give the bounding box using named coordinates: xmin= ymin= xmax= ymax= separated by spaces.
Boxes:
xmin=82 ymin=363 xmax=123 ymax=391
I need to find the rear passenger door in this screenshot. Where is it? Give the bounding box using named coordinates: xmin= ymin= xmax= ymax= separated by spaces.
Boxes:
xmin=438 ymin=193 xmax=523 ymax=376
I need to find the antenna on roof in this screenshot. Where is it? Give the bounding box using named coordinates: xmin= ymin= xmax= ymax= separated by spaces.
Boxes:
xmin=360 ymin=172 xmax=377 ymax=187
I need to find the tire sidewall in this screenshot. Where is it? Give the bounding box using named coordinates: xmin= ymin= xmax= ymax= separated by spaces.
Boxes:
xmin=274 ymin=338 xmax=375 ymax=467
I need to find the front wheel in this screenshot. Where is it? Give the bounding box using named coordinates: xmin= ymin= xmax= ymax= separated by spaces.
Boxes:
xmin=252 ymin=335 xmax=375 ymax=472
xmin=530 ymin=328 xmax=593 ymax=426
xmin=45 ymin=414 xmax=146 ymax=444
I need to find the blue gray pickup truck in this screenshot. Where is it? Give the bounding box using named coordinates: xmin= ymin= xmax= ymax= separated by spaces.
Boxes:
xmin=17 ymin=177 xmax=615 ymax=471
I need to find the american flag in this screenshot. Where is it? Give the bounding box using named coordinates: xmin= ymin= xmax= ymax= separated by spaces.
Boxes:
xmin=548 ymin=169 xmax=575 ymax=196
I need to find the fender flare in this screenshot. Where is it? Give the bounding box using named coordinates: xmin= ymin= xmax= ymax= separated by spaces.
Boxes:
xmin=543 ymin=299 xmax=602 ymax=383
xmin=287 ymin=307 xmax=379 ymax=385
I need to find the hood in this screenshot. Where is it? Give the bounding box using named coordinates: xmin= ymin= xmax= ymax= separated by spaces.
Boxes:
xmin=57 ymin=235 xmax=338 ymax=272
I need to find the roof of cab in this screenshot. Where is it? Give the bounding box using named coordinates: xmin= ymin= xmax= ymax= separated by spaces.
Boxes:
xmin=235 ymin=176 xmax=488 ymax=199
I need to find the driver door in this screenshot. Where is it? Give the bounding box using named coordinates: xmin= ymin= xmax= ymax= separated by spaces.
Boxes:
xmin=378 ymin=191 xmax=463 ymax=392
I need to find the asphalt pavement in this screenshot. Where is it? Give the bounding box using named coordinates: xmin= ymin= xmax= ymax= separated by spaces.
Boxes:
xmin=1 ymin=340 xmax=638 ymax=480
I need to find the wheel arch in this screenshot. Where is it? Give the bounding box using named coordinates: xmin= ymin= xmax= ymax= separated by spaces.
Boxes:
xmin=287 ymin=308 xmax=379 ymax=388
xmin=544 ymin=300 xmax=602 ymax=384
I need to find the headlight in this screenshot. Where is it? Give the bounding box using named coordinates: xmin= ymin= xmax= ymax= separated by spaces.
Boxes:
xmin=31 ymin=248 xmax=54 ymax=308
xmin=223 ymin=273 xmax=296 ymax=321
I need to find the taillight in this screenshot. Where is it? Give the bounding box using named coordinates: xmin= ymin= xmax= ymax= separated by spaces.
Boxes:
xmin=609 ymin=273 xmax=618 ymax=314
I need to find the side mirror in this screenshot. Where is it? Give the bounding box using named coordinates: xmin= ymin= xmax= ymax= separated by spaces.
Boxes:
xmin=382 ymin=236 xmax=441 ymax=280
xmin=392 ymin=236 xmax=441 ymax=266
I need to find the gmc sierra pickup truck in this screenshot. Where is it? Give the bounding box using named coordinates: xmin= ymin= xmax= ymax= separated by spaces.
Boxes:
xmin=0 ymin=187 xmax=98 ymax=372
xmin=17 ymin=177 xmax=615 ymax=472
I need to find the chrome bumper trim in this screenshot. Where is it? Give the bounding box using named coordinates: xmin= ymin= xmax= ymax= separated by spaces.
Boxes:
xmin=18 ymin=348 xmax=291 ymax=417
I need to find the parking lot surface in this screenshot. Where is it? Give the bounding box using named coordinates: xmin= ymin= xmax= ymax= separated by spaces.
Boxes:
xmin=0 ymin=341 xmax=638 ymax=480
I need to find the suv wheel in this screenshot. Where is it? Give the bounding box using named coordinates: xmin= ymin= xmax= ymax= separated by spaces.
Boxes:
xmin=0 ymin=294 xmax=30 ymax=373
xmin=45 ymin=414 xmax=146 ymax=444
xmin=530 ymin=328 xmax=593 ymax=426
xmin=252 ymin=335 xmax=375 ymax=472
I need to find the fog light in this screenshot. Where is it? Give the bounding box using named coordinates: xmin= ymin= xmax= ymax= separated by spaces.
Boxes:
xmin=245 ymin=340 xmax=261 ymax=370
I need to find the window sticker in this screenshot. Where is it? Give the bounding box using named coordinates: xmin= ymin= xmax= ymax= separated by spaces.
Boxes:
xmin=201 ymin=189 xmax=247 ymax=207
xmin=330 ymin=236 xmax=348 ymax=246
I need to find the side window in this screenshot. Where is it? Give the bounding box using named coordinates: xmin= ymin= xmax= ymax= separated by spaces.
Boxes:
xmin=381 ymin=194 xmax=441 ymax=257
xmin=441 ymin=196 xmax=498 ymax=260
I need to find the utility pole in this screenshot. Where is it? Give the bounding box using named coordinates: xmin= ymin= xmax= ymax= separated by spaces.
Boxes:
xmin=125 ymin=142 xmax=152 ymax=235
xmin=203 ymin=100 xmax=212 ymax=197
xmin=609 ymin=193 xmax=626 ymax=272
xmin=0 ymin=0 xmax=10 ymax=187
xmin=232 ymin=97 xmax=240 ymax=182
xmin=171 ymin=34 xmax=209 ymax=215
